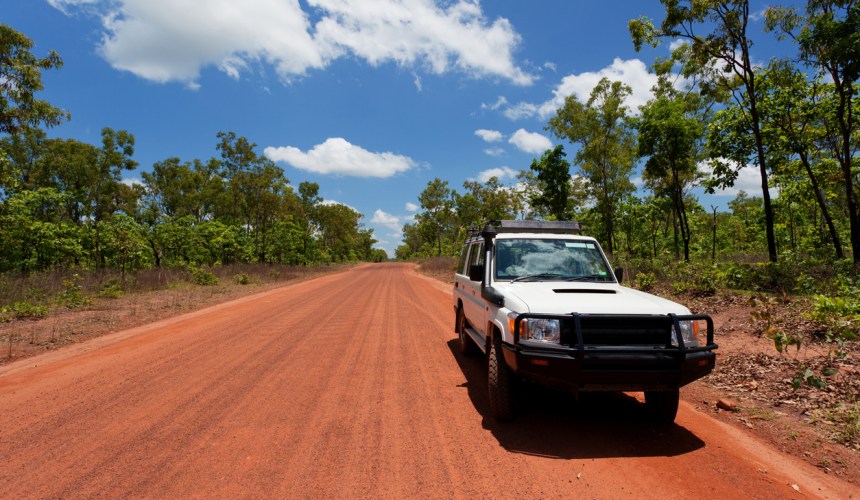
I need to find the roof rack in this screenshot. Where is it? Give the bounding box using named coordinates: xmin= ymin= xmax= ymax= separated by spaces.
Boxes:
xmin=466 ymin=220 xmax=582 ymax=239
xmin=493 ymin=220 xmax=582 ymax=233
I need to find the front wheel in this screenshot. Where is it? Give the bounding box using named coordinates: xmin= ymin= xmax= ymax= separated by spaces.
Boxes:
xmin=488 ymin=337 xmax=516 ymax=421
xmin=644 ymin=388 xmax=679 ymax=424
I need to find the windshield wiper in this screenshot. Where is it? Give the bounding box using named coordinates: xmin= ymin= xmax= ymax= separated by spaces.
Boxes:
xmin=511 ymin=273 xmax=563 ymax=282
xmin=562 ymin=274 xmax=612 ymax=282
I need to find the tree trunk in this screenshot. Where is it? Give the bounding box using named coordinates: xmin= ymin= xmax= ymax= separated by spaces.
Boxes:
xmin=748 ymin=90 xmax=778 ymax=262
xmin=833 ymin=78 xmax=859 ymax=263
xmin=799 ymin=151 xmax=843 ymax=259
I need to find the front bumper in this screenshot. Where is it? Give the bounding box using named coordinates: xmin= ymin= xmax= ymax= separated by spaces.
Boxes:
xmin=506 ymin=313 xmax=718 ymax=391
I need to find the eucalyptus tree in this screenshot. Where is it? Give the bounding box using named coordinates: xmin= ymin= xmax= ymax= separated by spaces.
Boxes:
xmin=527 ymin=145 xmax=573 ymax=221
xmin=757 ymin=61 xmax=844 ymax=259
xmin=547 ymin=78 xmax=637 ymax=254
xmin=630 ymin=0 xmax=779 ymax=262
xmin=638 ymin=86 xmax=705 ymax=262
xmin=417 ymin=178 xmax=455 ymax=256
xmin=0 ymin=24 xmax=68 ymax=136
xmin=766 ymin=1 xmax=859 ymax=262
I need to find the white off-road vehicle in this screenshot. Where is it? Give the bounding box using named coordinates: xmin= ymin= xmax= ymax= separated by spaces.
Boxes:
xmin=453 ymin=220 xmax=717 ymax=423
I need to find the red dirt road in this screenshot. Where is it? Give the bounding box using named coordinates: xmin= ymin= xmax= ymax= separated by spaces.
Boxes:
xmin=0 ymin=264 xmax=856 ymax=498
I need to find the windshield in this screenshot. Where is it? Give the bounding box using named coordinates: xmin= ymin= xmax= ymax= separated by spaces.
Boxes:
xmin=494 ymin=238 xmax=614 ymax=282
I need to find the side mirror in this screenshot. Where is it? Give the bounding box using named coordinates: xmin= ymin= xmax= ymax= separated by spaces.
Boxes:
xmin=469 ymin=264 xmax=484 ymax=282
xmin=614 ymin=267 xmax=624 ymax=283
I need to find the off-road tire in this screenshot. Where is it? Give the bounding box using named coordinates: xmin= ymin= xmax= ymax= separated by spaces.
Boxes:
xmin=488 ymin=337 xmax=516 ymax=421
xmin=644 ymin=388 xmax=679 ymax=424
xmin=457 ymin=306 xmax=478 ymax=356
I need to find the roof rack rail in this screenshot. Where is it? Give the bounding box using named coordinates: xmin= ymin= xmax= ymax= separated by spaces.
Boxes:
xmin=465 ymin=220 xmax=582 ymax=238
xmin=493 ymin=220 xmax=581 ymax=233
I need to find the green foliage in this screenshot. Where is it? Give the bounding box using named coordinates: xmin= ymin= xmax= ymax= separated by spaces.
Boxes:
xmin=97 ymin=281 xmax=123 ymax=299
xmin=634 ymin=271 xmax=657 ymax=291
xmin=187 ymin=266 xmax=218 ymax=286
xmin=0 ymin=24 xmax=69 ymax=134
xmin=807 ymin=295 xmax=860 ymax=354
xmin=792 ymin=368 xmax=827 ymax=390
xmin=233 ymin=273 xmax=250 ymax=285
xmin=57 ymin=273 xmax=89 ymax=309
xmin=528 ymin=145 xmax=572 ymax=220
xmin=0 ymin=301 xmax=48 ymax=322
xmin=547 ymin=77 xmax=637 ymax=254
xmin=669 ymin=262 xmax=718 ymax=296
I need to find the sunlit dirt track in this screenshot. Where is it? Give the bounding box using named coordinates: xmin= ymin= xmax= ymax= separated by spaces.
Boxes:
xmin=0 ymin=263 xmax=855 ymax=498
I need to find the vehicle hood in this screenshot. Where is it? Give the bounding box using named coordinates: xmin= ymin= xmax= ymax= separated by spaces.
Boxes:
xmin=495 ymin=282 xmax=691 ymax=316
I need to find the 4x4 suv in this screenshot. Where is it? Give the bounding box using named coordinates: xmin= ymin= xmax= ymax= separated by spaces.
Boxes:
xmin=453 ymin=220 xmax=717 ymax=423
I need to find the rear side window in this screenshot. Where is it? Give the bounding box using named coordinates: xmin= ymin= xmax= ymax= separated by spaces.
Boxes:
xmin=468 ymin=242 xmax=484 ymax=280
xmin=457 ymin=245 xmax=469 ymax=275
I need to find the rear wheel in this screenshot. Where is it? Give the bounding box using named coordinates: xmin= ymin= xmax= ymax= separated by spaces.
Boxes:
xmin=644 ymin=388 xmax=680 ymax=424
xmin=457 ymin=307 xmax=478 ymax=356
xmin=488 ymin=336 xmax=516 ymax=421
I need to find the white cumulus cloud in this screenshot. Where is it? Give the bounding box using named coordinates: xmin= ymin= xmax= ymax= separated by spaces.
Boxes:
xmin=508 ymin=129 xmax=552 ymax=154
xmin=371 ymin=209 xmax=403 ymax=232
xmin=475 ymin=129 xmax=503 ymax=142
xmin=49 ymin=0 xmax=533 ymax=87
xmin=405 ymin=202 xmax=419 ymax=212
xmin=475 ymin=166 xmax=518 ymax=183
xmin=264 ymin=138 xmax=416 ymax=178
xmin=700 ymin=161 xmax=776 ymax=197
xmin=499 ymin=58 xmax=660 ymax=121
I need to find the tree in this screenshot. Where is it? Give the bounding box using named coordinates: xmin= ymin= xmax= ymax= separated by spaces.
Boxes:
xmin=758 ymin=62 xmax=844 ymax=259
xmin=547 ymin=78 xmax=637 ymax=254
xmin=766 ymin=1 xmax=859 ymax=262
xmin=631 ymin=0 xmax=779 ymax=262
xmin=638 ymin=87 xmax=704 ymax=262
xmin=298 ymin=181 xmax=321 ymax=260
xmin=528 ymin=145 xmax=572 ymax=221
xmin=417 ymin=178 xmax=455 ymax=257
xmin=0 ymin=24 xmax=68 ymax=135
xmin=216 ymin=131 xmax=262 ymax=223
xmin=458 ymin=176 xmax=522 ymax=227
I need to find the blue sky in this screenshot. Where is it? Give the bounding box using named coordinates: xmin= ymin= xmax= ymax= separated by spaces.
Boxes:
xmin=4 ymin=0 xmax=800 ymax=256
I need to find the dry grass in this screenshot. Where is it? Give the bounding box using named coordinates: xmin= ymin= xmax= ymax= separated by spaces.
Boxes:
xmin=417 ymin=257 xmax=457 ymax=284
xmin=0 ymin=264 xmax=344 ymax=363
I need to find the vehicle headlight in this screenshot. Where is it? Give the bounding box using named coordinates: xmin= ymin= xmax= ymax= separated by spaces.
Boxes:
xmin=509 ymin=313 xmax=561 ymax=344
xmin=672 ymin=320 xmax=700 ymax=347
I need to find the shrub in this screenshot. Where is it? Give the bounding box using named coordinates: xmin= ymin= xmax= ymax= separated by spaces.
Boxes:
xmin=187 ymin=266 xmax=219 ymax=286
xmin=0 ymin=302 xmax=49 ymax=322
xmin=670 ymin=262 xmax=718 ymax=297
xmin=233 ymin=273 xmax=251 ymax=285
xmin=98 ymin=279 xmax=124 ymax=299
xmin=57 ymin=274 xmax=90 ymax=309
xmin=634 ymin=271 xmax=657 ymax=291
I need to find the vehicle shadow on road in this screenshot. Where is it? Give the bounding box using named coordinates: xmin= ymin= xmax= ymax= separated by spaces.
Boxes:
xmin=447 ymin=340 xmax=706 ymax=460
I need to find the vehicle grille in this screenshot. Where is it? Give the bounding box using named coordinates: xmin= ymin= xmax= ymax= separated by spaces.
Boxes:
xmin=562 ymin=315 xmax=672 ymax=347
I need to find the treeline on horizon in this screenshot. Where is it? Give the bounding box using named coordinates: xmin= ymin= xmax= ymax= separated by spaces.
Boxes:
xmin=398 ymin=1 xmax=859 ymax=293
xmin=0 ymin=26 xmax=387 ymax=277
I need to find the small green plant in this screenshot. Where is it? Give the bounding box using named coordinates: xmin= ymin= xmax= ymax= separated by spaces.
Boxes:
xmin=748 ymin=294 xmax=799 ymax=351
xmin=0 ymin=302 xmax=49 ymax=322
xmin=635 ymin=271 xmax=657 ymax=291
xmin=792 ymin=368 xmax=827 ymax=390
xmin=98 ymin=281 xmax=124 ymax=299
xmin=58 ymin=273 xmax=90 ymax=309
xmin=188 ymin=266 xmax=218 ymax=286
xmin=233 ymin=273 xmax=251 ymax=285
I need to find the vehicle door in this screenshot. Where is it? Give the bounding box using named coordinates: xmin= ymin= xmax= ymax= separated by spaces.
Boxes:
xmin=461 ymin=241 xmax=486 ymax=336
